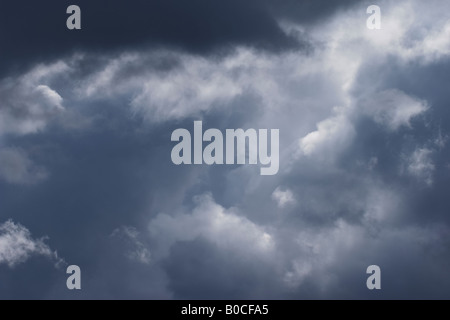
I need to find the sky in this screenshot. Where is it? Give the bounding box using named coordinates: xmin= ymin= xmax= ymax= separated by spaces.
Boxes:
xmin=0 ymin=0 xmax=450 ymax=299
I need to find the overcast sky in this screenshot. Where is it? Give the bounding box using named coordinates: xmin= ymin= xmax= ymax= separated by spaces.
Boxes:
xmin=1 ymin=0 xmax=450 ymax=299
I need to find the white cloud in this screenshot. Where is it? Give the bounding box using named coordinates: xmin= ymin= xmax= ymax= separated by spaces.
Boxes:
xmin=419 ymin=22 xmax=450 ymax=62
xmin=0 ymin=148 xmax=48 ymax=185
xmin=0 ymin=0 xmax=447 ymax=299
xmin=0 ymin=220 xmax=63 ymax=268
xmin=76 ymin=51 xmax=244 ymax=122
xmin=130 ymin=56 xmax=243 ymax=122
xmin=299 ymin=106 xmax=356 ymax=161
xmin=308 ymin=0 xmax=450 ymax=66
xmin=272 ymin=187 xmax=296 ymax=208
xmin=0 ymin=62 xmax=66 ymax=136
xmin=148 ymin=193 xmax=274 ymax=261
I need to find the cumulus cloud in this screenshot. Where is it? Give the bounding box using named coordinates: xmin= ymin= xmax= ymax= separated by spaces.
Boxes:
xmin=299 ymin=106 xmax=356 ymax=161
xmin=0 ymin=220 xmax=63 ymax=268
xmin=130 ymin=56 xmax=244 ymax=122
xmin=148 ymin=193 xmax=274 ymax=261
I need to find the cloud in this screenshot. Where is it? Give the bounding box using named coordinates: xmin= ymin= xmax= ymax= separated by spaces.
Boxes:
xmin=362 ymin=89 xmax=429 ymax=131
xmin=129 ymin=54 xmax=244 ymax=122
xmin=73 ymin=48 xmax=337 ymax=126
xmin=111 ymin=226 xmax=151 ymax=264
xmin=0 ymin=62 xmax=66 ymax=136
xmin=272 ymin=187 xmax=296 ymax=208
xmin=0 ymin=220 xmax=63 ymax=268
xmin=1 ymin=0 xmax=450 ymax=299
xmin=0 ymin=148 xmax=48 ymax=185
xmin=283 ymin=218 xmax=450 ymax=295
xmin=404 ymin=148 xmax=435 ymax=185
xmin=0 ymin=0 xmax=300 ymax=75
xmin=148 ymin=193 xmax=274 ymax=261
xmin=299 ymin=106 xmax=356 ymax=161
xmin=308 ymin=0 xmax=450 ymax=65
xmin=0 ymin=62 xmax=69 ymax=185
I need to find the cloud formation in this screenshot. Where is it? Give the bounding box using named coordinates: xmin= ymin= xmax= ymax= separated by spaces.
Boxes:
xmin=1 ymin=0 xmax=450 ymax=299
xmin=0 ymin=220 xmax=63 ymax=268
xmin=149 ymin=194 xmax=274 ymax=260
xmin=0 ymin=62 xmax=66 ymax=136
xmin=111 ymin=226 xmax=151 ymax=264
xmin=272 ymin=187 xmax=296 ymax=208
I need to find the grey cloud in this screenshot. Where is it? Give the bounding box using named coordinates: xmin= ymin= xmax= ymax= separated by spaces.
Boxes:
xmin=111 ymin=226 xmax=151 ymax=264
xmin=163 ymin=238 xmax=283 ymax=299
xmin=0 ymin=148 xmax=48 ymax=185
xmin=272 ymin=187 xmax=296 ymax=208
xmin=0 ymin=0 xmax=301 ymax=76
xmin=404 ymin=148 xmax=435 ymax=186
xmin=361 ymin=89 xmax=429 ymax=131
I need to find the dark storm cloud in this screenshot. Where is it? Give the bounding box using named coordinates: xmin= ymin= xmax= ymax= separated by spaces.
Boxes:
xmin=0 ymin=0 xmax=370 ymax=76
xmin=0 ymin=0 xmax=297 ymax=75
xmin=267 ymin=0 xmax=364 ymax=24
